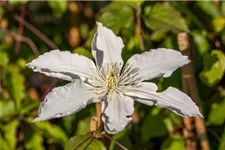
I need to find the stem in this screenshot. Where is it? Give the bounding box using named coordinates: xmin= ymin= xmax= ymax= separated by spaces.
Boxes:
xmin=13 ymin=14 xmax=58 ymax=49
xmin=95 ymin=102 xmax=102 ymax=128
xmin=1 ymin=28 xmax=39 ymax=56
xmin=40 ymin=79 xmax=58 ymax=101
xmin=15 ymin=6 xmax=26 ymax=55
xmin=73 ymin=134 xmax=93 ymax=150
xmin=103 ymin=133 xmax=128 ymax=150
xmin=136 ymin=5 xmax=145 ymax=52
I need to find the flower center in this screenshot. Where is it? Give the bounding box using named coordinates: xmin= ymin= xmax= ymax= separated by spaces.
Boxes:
xmin=89 ymin=63 xmax=142 ymax=97
xmin=107 ymin=72 xmax=118 ymax=89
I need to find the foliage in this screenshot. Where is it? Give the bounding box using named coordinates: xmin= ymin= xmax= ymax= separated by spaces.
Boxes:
xmin=0 ymin=1 xmax=224 ymax=150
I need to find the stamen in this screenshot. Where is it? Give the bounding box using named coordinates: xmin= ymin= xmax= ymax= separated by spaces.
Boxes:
xmin=88 ymin=62 xmax=141 ymax=97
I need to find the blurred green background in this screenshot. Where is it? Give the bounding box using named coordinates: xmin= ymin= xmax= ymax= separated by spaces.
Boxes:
xmin=0 ymin=1 xmax=225 ymax=150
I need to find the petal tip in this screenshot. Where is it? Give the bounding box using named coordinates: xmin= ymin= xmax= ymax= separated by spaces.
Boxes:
xmin=96 ymin=21 xmax=102 ymax=26
xmin=197 ymin=113 xmax=204 ymax=118
xmin=32 ymin=117 xmax=42 ymax=123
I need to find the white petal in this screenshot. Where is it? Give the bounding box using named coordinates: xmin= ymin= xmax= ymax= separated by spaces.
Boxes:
xmin=32 ymin=79 xmax=99 ymax=122
xmin=122 ymin=82 xmax=158 ymax=106
xmin=127 ymin=48 xmax=190 ymax=81
xmin=27 ymin=50 xmax=96 ymax=81
xmin=102 ymin=92 xmax=134 ymax=134
xmin=125 ymin=82 xmax=203 ymax=118
xmin=92 ymin=22 xmax=124 ymax=67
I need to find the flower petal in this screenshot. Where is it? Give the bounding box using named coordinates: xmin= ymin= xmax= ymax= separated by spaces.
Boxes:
xmin=92 ymin=22 xmax=124 ymax=67
xmin=127 ymin=48 xmax=190 ymax=81
xmin=27 ymin=50 xmax=96 ymax=81
xmin=102 ymin=92 xmax=134 ymax=134
xmin=125 ymin=82 xmax=203 ymax=118
xmin=32 ymin=79 xmax=99 ymax=122
xmin=122 ymin=82 xmax=158 ymax=106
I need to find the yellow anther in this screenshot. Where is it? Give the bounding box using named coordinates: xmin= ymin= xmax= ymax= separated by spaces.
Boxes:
xmin=107 ymin=72 xmax=118 ymax=89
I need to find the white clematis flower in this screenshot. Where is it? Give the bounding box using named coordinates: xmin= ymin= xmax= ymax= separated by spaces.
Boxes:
xmin=27 ymin=22 xmax=203 ymax=134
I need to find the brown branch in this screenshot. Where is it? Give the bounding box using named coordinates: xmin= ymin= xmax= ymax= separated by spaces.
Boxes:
xmin=73 ymin=134 xmax=93 ymax=150
xmin=1 ymin=28 xmax=39 ymax=56
xmin=136 ymin=5 xmax=145 ymax=52
xmin=13 ymin=14 xmax=58 ymax=49
xmin=15 ymin=6 xmax=26 ymax=55
xmin=207 ymin=128 xmax=225 ymax=146
xmin=178 ymin=32 xmax=210 ymax=150
xmin=103 ymin=133 xmax=128 ymax=150
xmin=40 ymin=79 xmax=58 ymax=101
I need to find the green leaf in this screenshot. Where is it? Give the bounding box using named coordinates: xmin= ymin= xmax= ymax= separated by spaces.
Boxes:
xmin=219 ymin=128 xmax=225 ymax=150
xmin=48 ymin=1 xmax=68 ymax=17
xmin=212 ymin=16 xmax=225 ymax=33
xmin=161 ymin=136 xmax=185 ymax=150
xmin=72 ymin=47 xmax=94 ymax=60
xmin=196 ymin=1 xmax=220 ymax=18
xmin=144 ymin=2 xmax=189 ymax=33
xmin=76 ymin=116 xmax=91 ymax=135
xmin=0 ymin=7 xmax=4 ymax=18
xmin=3 ymin=120 xmax=20 ymax=150
xmin=8 ymin=0 xmax=28 ymax=5
xmin=61 ymin=115 xmax=76 ymax=135
xmin=207 ymin=98 xmax=225 ymax=125
xmin=99 ymin=2 xmax=134 ymax=34
xmin=64 ymin=133 xmax=106 ymax=150
xmin=24 ymin=132 xmax=45 ymax=150
xmin=0 ymin=100 xmax=17 ymax=118
xmin=0 ymin=132 xmax=10 ymax=150
xmin=126 ymin=36 xmax=140 ymax=50
xmin=192 ymin=31 xmax=210 ymax=55
xmin=0 ymin=51 xmax=9 ymax=67
xmin=170 ymin=2 xmax=204 ymax=29
xmin=162 ymin=69 xmax=181 ymax=90
xmin=5 ymin=65 xmax=25 ymax=110
xmin=150 ymin=31 xmax=166 ymax=42
xmin=110 ymin=127 xmax=132 ymax=150
xmin=17 ymin=58 xmax=27 ymax=69
xmin=200 ymin=50 xmax=225 ymax=86
xmin=141 ymin=107 xmax=168 ymax=142
xmin=103 ymin=0 xmax=145 ymax=10
xmin=32 ymin=121 xmax=68 ymax=143
xmin=20 ymin=101 xmax=39 ymax=115
xmin=161 ymin=35 xmax=177 ymax=49
xmin=221 ymin=2 xmax=225 ymax=17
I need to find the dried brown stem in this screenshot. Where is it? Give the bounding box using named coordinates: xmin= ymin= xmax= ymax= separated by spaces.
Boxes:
xmin=207 ymin=128 xmax=225 ymax=146
xmin=73 ymin=134 xmax=93 ymax=150
xmin=40 ymin=79 xmax=58 ymax=101
xmin=13 ymin=14 xmax=58 ymax=49
xmin=136 ymin=5 xmax=144 ymax=52
xmin=15 ymin=6 xmax=26 ymax=55
xmin=103 ymin=133 xmax=128 ymax=150
xmin=1 ymin=28 xmax=39 ymax=56
xmin=178 ymin=32 xmax=210 ymax=150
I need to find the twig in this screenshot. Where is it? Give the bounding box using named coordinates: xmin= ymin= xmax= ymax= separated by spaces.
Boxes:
xmin=1 ymin=28 xmax=39 ymax=56
xmin=136 ymin=5 xmax=145 ymax=52
xmin=207 ymin=128 xmax=225 ymax=146
xmin=103 ymin=133 xmax=128 ymax=150
xmin=73 ymin=134 xmax=93 ymax=150
xmin=40 ymin=78 xmax=58 ymax=101
xmin=13 ymin=14 xmax=58 ymax=49
xmin=15 ymin=6 xmax=26 ymax=55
